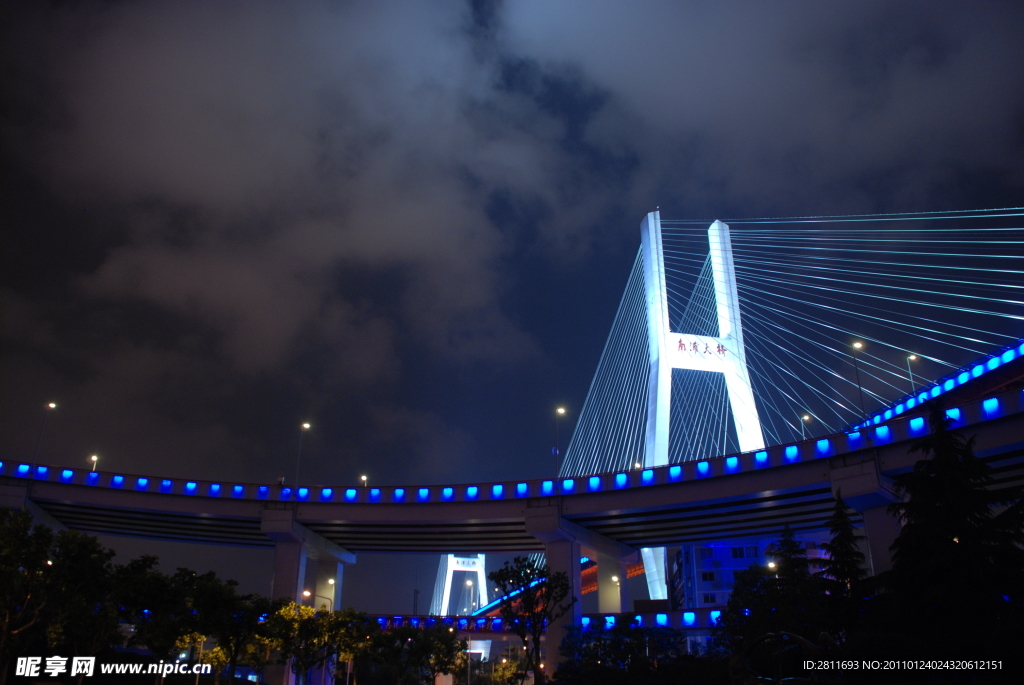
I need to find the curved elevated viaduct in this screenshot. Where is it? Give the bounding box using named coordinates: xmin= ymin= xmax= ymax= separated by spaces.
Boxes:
xmin=3 ymin=345 xmax=1024 ymax=671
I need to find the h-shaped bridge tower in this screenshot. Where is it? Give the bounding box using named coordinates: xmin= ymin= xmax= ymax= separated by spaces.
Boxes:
xmin=430 ymin=211 xmax=766 ymax=607
xmin=639 ymin=211 xmax=765 ymax=598
xmin=640 ymin=211 xmax=765 ymax=465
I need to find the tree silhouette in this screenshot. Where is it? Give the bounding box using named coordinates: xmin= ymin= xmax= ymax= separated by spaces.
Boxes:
xmin=489 ymin=556 xmax=575 ymax=685
xmin=0 ymin=510 xmax=53 ymax=685
xmin=719 ymin=526 xmax=827 ymax=660
xmin=818 ymin=492 xmax=867 ymax=594
xmin=885 ymin=403 xmax=1024 ymax=656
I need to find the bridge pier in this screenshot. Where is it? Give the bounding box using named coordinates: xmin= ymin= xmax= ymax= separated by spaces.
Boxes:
xmin=829 ymin=458 xmax=902 ymax=575
xmin=260 ymin=508 xmax=354 ymax=685
xmin=0 ymin=484 xmax=68 ymax=530
xmin=526 ymin=504 xmax=636 ymax=673
xmin=595 ymin=550 xmax=631 ymax=614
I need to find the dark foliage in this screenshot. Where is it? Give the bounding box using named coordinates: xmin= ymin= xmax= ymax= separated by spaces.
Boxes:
xmin=489 ymin=556 xmax=576 ymax=685
xmin=555 ymin=624 xmax=727 ymax=685
xmin=718 ymin=526 xmax=829 ymax=656
xmin=354 ymin=623 xmax=464 ymax=685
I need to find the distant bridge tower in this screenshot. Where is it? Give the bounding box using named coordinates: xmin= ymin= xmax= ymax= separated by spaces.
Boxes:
xmin=429 ymin=554 xmax=488 ymax=615
xmin=639 ymin=211 xmax=765 ymax=598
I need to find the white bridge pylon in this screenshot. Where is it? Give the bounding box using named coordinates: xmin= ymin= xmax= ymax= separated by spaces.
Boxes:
xmin=639 ymin=211 xmax=766 ymax=598
xmin=430 ymin=554 xmax=488 ymax=616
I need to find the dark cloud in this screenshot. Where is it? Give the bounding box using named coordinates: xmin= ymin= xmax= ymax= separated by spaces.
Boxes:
xmin=1 ymin=0 xmax=1022 ymax=495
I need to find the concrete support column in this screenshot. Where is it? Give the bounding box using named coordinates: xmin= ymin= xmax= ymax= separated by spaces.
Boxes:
xmin=596 ymin=551 xmax=630 ymax=614
xmin=262 ymin=508 xmax=355 ymax=602
xmin=261 ymin=508 xmax=355 ymax=685
xmin=860 ymin=505 xmax=902 ymax=575
xmin=829 ymin=458 xmax=902 ymax=577
xmin=525 ymin=503 xmax=636 ymax=675
xmin=0 ymin=485 xmax=68 ymax=531
xmin=271 ymin=540 xmax=308 ymax=602
xmin=541 ymin=538 xmax=581 ymax=675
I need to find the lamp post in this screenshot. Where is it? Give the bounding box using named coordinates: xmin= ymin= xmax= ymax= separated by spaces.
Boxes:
xmin=302 ymin=588 xmax=335 ymax=685
xmin=907 ymin=354 xmax=918 ymax=393
xmin=800 ymin=414 xmax=810 ymax=440
xmin=33 ymin=402 xmax=57 ymax=468
xmin=553 ymin=407 xmax=566 ymax=468
xmin=851 ymin=343 xmax=867 ymax=419
xmin=294 ymin=422 xmax=311 ymax=492
xmin=302 ymin=589 xmax=334 ymax=611
xmin=90 ymin=455 xmax=99 ymax=472
xmin=360 ymin=475 xmax=368 ymax=488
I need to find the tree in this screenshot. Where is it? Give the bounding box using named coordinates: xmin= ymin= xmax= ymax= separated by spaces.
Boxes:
xmin=557 ymin=624 xmax=727 ymax=685
xmin=718 ymin=526 xmax=828 ymax=669
xmin=241 ymin=635 xmax=281 ymax=685
xmin=116 ymin=558 xmax=188 ymax=661
xmin=174 ymin=632 xmax=208 ymax=670
xmin=270 ymin=602 xmax=335 ymax=685
xmin=488 ymin=556 xmax=576 ymax=685
xmin=357 ymin=624 xmax=464 ymax=685
xmin=0 ymin=510 xmax=53 ymax=685
xmin=325 ymin=608 xmax=377 ymax=680
xmin=885 ymin=403 xmax=1024 ymax=650
xmin=817 ymin=491 xmax=866 ymax=595
xmin=209 ymin=594 xmax=282 ymax=680
xmin=43 ymin=530 xmax=122 ymax=674
xmin=200 ymin=646 xmax=230 ymax=685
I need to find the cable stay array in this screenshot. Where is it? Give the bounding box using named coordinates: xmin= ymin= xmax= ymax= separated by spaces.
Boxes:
xmin=560 ymin=208 xmax=1023 ymax=478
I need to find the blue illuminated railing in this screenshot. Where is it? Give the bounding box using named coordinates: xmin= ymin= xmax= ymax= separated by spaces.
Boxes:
xmin=852 ymin=339 xmax=1023 ymax=430
xmin=3 ymin=367 xmax=1021 ymax=508
xmin=366 ymin=609 xmax=723 ymax=633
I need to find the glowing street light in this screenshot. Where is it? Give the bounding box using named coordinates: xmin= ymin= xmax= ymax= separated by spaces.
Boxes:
xmin=33 ymin=401 xmax=58 ymax=467
xmin=294 ymin=422 xmax=311 ymax=491
xmin=850 ymin=342 xmax=867 ymax=419
xmin=90 ymin=455 xmax=99 ymax=472
xmin=553 ymin=407 xmax=567 ymax=468
xmin=800 ymin=414 xmax=811 ymax=439
xmin=360 ymin=475 xmax=368 ymax=488
xmin=907 ymin=354 xmax=918 ymax=393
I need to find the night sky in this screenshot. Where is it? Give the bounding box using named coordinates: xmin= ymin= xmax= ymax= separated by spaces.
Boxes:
xmin=3 ymin=1 xmax=1024 ymax=609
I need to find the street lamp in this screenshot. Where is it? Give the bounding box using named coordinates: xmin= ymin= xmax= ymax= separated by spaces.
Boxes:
xmin=800 ymin=414 xmax=810 ymax=440
xmin=302 ymin=589 xmax=334 ymax=611
xmin=33 ymin=402 xmax=58 ymax=467
xmin=553 ymin=407 xmax=566 ymax=465
xmin=360 ymin=475 xmax=368 ymax=488
xmin=850 ymin=342 xmax=867 ymax=419
xmin=907 ymin=354 xmax=918 ymax=393
xmin=294 ymin=422 xmax=311 ymax=491
xmin=90 ymin=455 xmax=99 ymax=472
